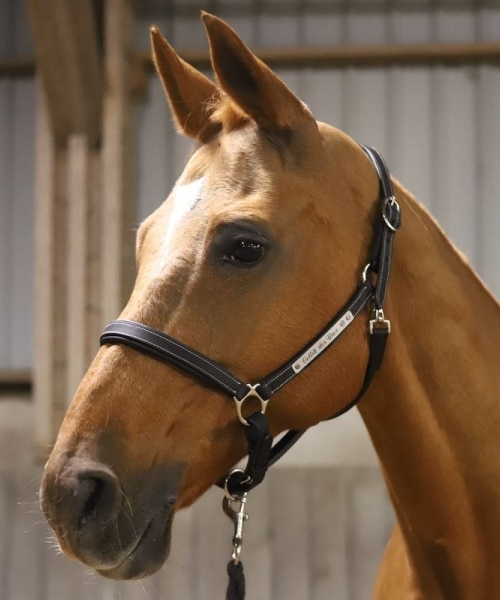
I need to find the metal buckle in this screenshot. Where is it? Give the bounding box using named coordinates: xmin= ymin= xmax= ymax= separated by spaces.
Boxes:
xmin=233 ymin=384 xmax=269 ymax=426
xmin=369 ymin=308 xmax=391 ymax=334
xmin=382 ymin=196 xmax=400 ymax=232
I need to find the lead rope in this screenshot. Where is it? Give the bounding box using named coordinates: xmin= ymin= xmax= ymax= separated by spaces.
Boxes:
xmin=226 ymin=560 xmax=245 ymax=600
xmin=220 ymin=410 xmax=274 ymax=599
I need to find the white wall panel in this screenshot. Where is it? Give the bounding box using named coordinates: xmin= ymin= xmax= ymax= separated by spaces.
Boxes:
xmin=0 ymin=0 xmax=35 ymax=370
xmin=479 ymin=7 xmax=500 ymax=39
xmin=344 ymin=11 xmax=390 ymax=44
xmin=303 ymin=70 xmax=345 ymax=127
xmin=387 ymin=69 xmax=434 ymax=210
xmin=434 ymin=9 xmax=476 ymax=41
xmin=0 ymin=80 xmax=12 ymax=368
xmin=137 ymin=78 xmax=173 ymax=220
xmin=432 ymin=68 xmax=478 ymax=264
xmin=302 ymin=11 xmax=344 ymax=45
xmin=390 ymin=10 xmax=433 ymax=43
xmin=341 ymin=69 xmax=390 ymax=152
xmin=8 ymin=79 xmax=35 ymax=369
xmin=477 ymin=65 xmax=500 ymax=297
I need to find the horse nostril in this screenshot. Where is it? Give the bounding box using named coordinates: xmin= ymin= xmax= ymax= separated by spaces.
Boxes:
xmin=77 ymin=474 xmax=120 ymax=528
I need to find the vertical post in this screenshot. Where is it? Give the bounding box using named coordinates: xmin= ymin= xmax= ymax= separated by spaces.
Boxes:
xmin=33 ymin=90 xmax=68 ymax=454
xmin=101 ymin=0 xmax=137 ymax=324
xmin=66 ymin=135 xmax=102 ymax=396
xmin=29 ymin=0 xmax=138 ymax=455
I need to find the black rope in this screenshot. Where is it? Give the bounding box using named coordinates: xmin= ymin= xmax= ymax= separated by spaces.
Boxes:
xmin=226 ymin=560 xmax=245 ymax=600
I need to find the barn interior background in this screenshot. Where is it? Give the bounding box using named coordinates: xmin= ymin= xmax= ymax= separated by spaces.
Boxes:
xmin=0 ymin=0 xmax=499 ymax=598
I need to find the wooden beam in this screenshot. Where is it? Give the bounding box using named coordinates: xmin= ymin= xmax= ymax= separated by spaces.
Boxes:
xmin=66 ymin=136 xmax=102 ymax=396
xmin=32 ymin=0 xmax=138 ymax=455
xmin=33 ymin=89 xmax=68 ymax=457
xmin=0 ymin=57 xmax=34 ymax=77
xmin=139 ymin=41 xmax=500 ymax=70
xmin=4 ymin=41 xmax=500 ymax=80
xmin=0 ymin=370 xmax=32 ymax=395
xmin=26 ymin=0 xmax=102 ymax=146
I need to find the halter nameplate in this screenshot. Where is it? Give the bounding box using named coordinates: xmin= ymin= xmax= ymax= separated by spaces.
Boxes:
xmin=292 ymin=310 xmax=353 ymax=373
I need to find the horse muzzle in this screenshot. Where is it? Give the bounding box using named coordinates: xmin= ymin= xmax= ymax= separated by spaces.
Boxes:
xmin=40 ymin=454 xmax=183 ymax=579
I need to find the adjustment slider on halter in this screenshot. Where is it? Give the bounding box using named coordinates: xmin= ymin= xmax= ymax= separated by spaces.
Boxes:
xmin=234 ymin=384 xmax=269 ymax=426
xmin=370 ymin=308 xmax=391 ymax=334
xmin=382 ymin=195 xmax=401 ymax=232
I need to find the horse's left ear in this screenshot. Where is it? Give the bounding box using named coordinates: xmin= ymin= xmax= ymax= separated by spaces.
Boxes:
xmin=201 ymin=12 xmax=315 ymax=131
xmin=150 ymin=26 xmax=221 ymax=141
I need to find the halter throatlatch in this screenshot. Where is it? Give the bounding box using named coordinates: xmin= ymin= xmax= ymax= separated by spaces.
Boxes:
xmin=99 ymin=145 xmax=400 ymax=595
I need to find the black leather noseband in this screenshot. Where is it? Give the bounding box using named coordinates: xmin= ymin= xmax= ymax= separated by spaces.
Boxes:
xmin=100 ymin=145 xmax=401 ymax=498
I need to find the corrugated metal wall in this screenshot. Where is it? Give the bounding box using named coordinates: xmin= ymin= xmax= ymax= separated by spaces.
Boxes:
xmin=1 ymin=0 xmax=499 ymax=369
xmin=0 ymin=0 xmax=35 ymax=370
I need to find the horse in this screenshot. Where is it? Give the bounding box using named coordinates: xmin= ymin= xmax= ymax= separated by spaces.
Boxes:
xmin=40 ymin=12 xmax=500 ymax=599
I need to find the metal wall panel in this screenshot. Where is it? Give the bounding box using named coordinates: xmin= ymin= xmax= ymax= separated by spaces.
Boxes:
xmin=0 ymin=3 xmax=498 ymax=375
xmin=0 ymin=0 xmax=35 ymax=370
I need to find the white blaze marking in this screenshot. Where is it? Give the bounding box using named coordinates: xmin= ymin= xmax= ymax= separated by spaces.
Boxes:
xmin=158 ymin=177 xmax=204 ymax=264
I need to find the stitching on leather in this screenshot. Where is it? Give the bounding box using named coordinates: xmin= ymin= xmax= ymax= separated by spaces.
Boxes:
xmin=105 ymin=321 xmax=243 ymax=393
xmin=263 ymin=285 xmax=372 ymax=391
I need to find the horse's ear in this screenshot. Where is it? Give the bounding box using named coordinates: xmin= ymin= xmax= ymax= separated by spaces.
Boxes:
xmin=201 ymin=13 xmax=314 ymax=131
xmin=150 ymin=26 xmax=221 ymax=141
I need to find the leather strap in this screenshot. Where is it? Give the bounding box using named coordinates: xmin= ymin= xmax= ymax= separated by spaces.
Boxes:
xmin=361 ymin=145 xmax=401 ymax=309
xmin=101 ymin=320 xmax=251 ymax=400
xmin=100 ymin=280 xmax=373 ymax=406
xmin=257 ymin=280 xmax=373 ymax=397
xmin=223 ymin=412 xmax=273 ymax=497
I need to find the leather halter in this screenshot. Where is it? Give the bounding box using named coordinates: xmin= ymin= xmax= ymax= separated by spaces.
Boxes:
xmin=100 ymin=145 xmax=401 ymax=498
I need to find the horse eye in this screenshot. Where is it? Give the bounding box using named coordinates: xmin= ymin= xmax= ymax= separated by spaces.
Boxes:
xmin=228 ymin=239 xmax=266 ymax=265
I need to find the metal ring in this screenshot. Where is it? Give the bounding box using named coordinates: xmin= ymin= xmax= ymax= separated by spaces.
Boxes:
xmin=361 ymin=262 xmax=372 ymax=283
xmin=382 ymin=196 xmax=401 ymax=232
xmin=233 ymin=384 xmax=269 ymax=426
xmin=223 ymin=468 xmax=246 ymax=501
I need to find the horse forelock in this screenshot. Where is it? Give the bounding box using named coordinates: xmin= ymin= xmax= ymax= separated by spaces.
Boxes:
xmin=210 ymin=95 xmax=250 ymax=133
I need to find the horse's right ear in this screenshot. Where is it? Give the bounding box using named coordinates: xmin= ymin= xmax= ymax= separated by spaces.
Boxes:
xmin=201 ymin=13 xmax=314 ymax=131
xmin=150 ymin=26 xmax=221 ymax=141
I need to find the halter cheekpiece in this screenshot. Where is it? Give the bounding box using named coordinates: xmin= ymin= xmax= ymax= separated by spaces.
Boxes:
xmin=100 ymin=145 xmax=401 ymax=595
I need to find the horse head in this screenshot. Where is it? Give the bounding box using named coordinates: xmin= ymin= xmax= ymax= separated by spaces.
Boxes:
xmin=40 ymin=13 xmax=381 ymax=580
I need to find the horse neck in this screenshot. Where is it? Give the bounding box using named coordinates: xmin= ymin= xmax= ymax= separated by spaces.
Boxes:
xmin=358 ymin=183 xmax=500 ymax=594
